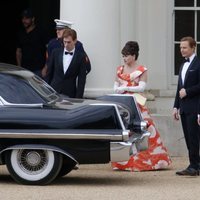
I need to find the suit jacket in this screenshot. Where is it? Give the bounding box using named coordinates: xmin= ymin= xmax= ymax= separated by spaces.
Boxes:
xmin=47 ymin=47 xmax=87 ymax=98
xmin=47 ymin=39 xmax=91 ymax=74
xmin=174 ymin=56 xmax=200 ymax=114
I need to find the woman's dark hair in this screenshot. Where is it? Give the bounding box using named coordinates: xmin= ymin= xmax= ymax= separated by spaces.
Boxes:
xmin=121 ymin=41 xmax=139 ymax=60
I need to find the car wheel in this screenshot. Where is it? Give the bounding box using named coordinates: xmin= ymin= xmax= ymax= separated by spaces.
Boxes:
xmin=5 ymin=149 xmax=63 ymax=185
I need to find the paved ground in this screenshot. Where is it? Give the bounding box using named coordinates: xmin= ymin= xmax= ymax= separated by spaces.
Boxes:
xmin=0 ymin=156 xmax=199 ymax=200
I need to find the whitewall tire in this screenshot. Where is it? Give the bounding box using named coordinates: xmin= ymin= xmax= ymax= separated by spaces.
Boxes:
xmin=5 ymin=149 xmax=63 ymax=185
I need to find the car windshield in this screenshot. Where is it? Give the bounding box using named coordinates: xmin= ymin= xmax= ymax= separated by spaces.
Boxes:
xmin=0 ymin=73 xmax=59 ymax=104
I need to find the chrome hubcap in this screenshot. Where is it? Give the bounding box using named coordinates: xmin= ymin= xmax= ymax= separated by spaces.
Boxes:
xmin=18 ymin=150 xmax=48 ymax=174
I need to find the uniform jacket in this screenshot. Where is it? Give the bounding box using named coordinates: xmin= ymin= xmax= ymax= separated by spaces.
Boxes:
xmin=47 ymin=47 xmax=87 ymax=98
xmin=174 ymin=56 xmax=200 ymax=114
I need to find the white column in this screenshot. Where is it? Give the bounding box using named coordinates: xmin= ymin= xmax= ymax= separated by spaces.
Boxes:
xmin=60 ymin=0 xmax=121 ymax=97
xmin=119 ymin=0 xmax=137 ymax=49
xmin=135 ymin=0 xmax=169 ymax=90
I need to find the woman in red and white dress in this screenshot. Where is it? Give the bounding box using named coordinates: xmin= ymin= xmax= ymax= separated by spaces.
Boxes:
xmin=112 ymin=41 xmax=171 ymax=171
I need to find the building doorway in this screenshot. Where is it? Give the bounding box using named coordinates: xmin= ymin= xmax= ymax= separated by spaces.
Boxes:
xmin=0 ymin=0 xmax=60 ymax=65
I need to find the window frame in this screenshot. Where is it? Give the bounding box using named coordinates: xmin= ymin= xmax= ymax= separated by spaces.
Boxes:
xmin=172 ymin=0 xmax=200 ymax=84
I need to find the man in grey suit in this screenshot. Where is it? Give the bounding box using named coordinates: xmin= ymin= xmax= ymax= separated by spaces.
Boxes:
xmin=47 ymin=29 xmax=87 ymax=98
xmin=173 ymin=36 xmax=200 ymax=176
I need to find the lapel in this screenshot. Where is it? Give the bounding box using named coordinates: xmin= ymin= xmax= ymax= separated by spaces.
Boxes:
xmin=183 ymin=56 xmax=197 ymax=86
xmin=58 ymin=48 xmax=65 ymax=74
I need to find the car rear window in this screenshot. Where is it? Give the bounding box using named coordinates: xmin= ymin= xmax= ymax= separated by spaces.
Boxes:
xmin=0 ymin=73 xmax=46 ymax=104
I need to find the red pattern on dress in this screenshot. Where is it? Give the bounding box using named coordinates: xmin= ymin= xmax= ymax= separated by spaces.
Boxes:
xmin=112 ymin=65 xmax=171 ymax=171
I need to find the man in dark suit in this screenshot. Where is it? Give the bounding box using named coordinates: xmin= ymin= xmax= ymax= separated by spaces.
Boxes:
xmin=47 ymin=29 xmax=87 ymax=98
xmin=173 ymin=36 xmax=200 ymax=176
xmin=44 ymin=19 xmax=91 ymax=78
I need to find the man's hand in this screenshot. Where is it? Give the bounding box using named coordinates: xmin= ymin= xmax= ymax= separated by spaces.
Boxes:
xmin=179 ymin=88 xmax=187 ymax=99
xmin=172 ymin=108 xmax=180 ymax=121
xmin=198 ymin=115 xmax=200 ymax=126
xmin=41 ymin=65 xmax=47 ymax=78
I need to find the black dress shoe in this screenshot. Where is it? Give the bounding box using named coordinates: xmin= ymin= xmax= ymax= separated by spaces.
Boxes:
xmin=176 ymin=168 xmax=199 ymax=176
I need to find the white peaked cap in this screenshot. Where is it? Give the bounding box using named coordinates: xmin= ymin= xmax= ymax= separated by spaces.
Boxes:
xmin=54 ymin=19 xmax=74 ymax=29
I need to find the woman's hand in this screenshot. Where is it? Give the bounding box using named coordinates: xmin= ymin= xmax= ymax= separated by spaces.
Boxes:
xmin=114 ymin=81 xmax=125 ymax=93
xmin=115 ymin=87 xmax=125 ymax=94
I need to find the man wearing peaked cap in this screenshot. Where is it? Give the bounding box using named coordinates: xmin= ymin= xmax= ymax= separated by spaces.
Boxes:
xmin=45 ymin=19 xmax=91 ymax=79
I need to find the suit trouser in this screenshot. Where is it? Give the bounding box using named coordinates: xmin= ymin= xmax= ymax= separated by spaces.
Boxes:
xmin=181 ymin=113 xmax=200 ymax=170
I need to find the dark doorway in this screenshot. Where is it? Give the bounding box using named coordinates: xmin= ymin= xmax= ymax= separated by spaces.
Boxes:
xmin=0 ymin=0 xmax=60 ymax=65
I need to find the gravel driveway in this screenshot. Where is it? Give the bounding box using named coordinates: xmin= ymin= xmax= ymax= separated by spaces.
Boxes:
xmin=0 ymin=156 xmax=199 ymax=200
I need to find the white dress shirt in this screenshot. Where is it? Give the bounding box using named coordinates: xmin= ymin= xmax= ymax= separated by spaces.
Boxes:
xmin=63 ymin=48 xmax=75 ymax=73
xmin=181 ymin=53 xmax=195 ymax=84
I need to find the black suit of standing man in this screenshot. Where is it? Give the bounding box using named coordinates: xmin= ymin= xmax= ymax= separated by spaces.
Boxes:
xmin=173 ymin=36 xmax=200 ymax=176
xmin=47 ymin=29 xmax=87 ymax=98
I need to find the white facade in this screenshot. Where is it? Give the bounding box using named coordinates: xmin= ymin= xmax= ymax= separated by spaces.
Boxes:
xmin=60 ymin=0 xmax=176 ymax=98
xmin=60 ymin=0 xmax=195 ymax=156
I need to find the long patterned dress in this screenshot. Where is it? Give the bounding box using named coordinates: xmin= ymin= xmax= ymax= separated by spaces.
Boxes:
xmin=111 ymin=65 xmax=171 ymax=171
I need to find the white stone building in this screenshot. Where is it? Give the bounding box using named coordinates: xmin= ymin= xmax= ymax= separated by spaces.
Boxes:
xmin=60 ymin=0 xmax=199 ymax=98
xmin=60 ymin=0 xmax=199 ymax=156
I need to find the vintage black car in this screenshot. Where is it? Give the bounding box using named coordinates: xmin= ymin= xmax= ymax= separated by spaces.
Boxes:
xmin=0 ymin=63 xmax=150 ymax=185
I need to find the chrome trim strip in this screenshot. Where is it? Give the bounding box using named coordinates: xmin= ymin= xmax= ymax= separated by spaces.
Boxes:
xmin=0 ymin=132 xmax=123 ymax=141
xmin=0 ymin=144 xmax=78 ymax=164
xmin=106 ymin=94 xmax=143 ymax=120
xmin=0 ymin=96 xmax=43 ymax=108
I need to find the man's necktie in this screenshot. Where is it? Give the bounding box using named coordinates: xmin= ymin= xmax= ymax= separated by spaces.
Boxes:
xmin=65 ymin=51 xmax=73 ymax=55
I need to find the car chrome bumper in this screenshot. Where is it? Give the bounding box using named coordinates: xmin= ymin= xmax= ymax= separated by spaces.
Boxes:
xmin=110 ymin=131 xmax=150 ymax=162
xmin=134 ymin=131 xmax=150 ymax=152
